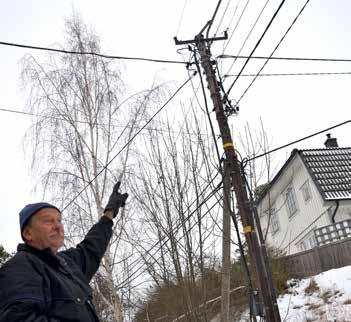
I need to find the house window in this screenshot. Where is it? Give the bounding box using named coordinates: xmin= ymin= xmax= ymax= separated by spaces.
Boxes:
xmin=270 ymin=207 xmax=280 ymax=235
xmin=286 ymin=186 xmax=298 ymax=217
xmin=301 ymin=180 xmax=312 ymax=203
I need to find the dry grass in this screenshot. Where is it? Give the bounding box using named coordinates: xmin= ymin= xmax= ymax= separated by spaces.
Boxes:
xmin=320 ymin=290 xmax=333 ymax=303
xmin=343 ymin=298 xmax=351 ymax=305
xmin=304 ymin=278 xmax=320 ymax=295
xmin=305 ymin=302 xmax=322 ymax=310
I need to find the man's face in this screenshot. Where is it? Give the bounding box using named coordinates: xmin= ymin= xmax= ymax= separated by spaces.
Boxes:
xmin=23 ymin=208 xmax=64 ymax=253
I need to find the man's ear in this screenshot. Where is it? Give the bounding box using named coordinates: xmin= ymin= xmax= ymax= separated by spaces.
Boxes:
xmin=22 ymin=226 xmax=33 ymax=242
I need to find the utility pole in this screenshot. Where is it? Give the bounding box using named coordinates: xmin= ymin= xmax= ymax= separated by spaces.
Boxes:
xmin=174 ymin=33 xmax=281 ymax=322
xmin=221 ymin=160 xmax=231 ymax=322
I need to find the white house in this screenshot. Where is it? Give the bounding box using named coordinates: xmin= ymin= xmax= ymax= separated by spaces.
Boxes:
xmin=257 ymin=134 xmax=351 ymax=255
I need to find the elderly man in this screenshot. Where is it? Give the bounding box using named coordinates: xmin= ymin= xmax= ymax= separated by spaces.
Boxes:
xmin=0 ymin=182 xmax=128 ymax=322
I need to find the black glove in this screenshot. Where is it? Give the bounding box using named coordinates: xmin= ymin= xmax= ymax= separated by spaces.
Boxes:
xmin=104 ymin=182 xmax=128 ymax=217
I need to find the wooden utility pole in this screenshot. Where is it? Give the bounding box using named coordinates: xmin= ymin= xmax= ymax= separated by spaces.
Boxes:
xmin=175 ymin=34 xmax=281 ymax=322
xmin=221 ymin=160 xmax=231 ymax=322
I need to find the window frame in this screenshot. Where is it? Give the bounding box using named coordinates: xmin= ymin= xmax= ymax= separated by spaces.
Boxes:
xmin=285 ymin=185 xmax=298 ymax=217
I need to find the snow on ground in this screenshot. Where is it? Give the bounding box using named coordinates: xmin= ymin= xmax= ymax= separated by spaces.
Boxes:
xmin=240 ymin=265 xmax=351 ymax=322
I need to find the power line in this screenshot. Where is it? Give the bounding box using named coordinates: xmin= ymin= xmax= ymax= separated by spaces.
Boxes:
xmin=0 ymin=106 xmax=212 ymax=137
xmin=222 ymin=0 xmax=251 ymax=54
xmin=223 ymin=0 xmax=271 ymax=78
xmin=245 ymin=119 xmax=350 ymax=163
xmin=219 ymin=54 xmax=351 ymax=63
xmin=236 ymin=0 xmax=311 ymax=104
xmin=62 ymin=73 xmax=196 ymax=211
xmin=214 ymin=0 xmax=231 ymax=37
xmin=194 ymin=51 xmax=223 ymax=174
xmin=206 ymin=0 xmax=223 ymax=38
xmin=0 ymin=41 xmax=187 ymax=65
xmin=116 ymin=197 xmax=221 ymax=290
xmin=111 ymin=171 xmax=223 ymax=289
xmin=175 ymin=0 xmax=188 ymax=36
xmin=224 ymin=71 xmax=351 ymax=77
xmin=226 ymin=0 xmax=287 ymax=97
xmin=114 ymin=179 xmax=223 ymax=290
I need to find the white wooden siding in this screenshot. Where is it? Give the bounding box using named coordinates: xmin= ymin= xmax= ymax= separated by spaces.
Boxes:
xmin=258 ymin=154 xmax=334 ymax=255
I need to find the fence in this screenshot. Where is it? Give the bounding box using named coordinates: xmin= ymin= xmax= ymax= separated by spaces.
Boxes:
xmin=314 ymin=219 xmax=351 ymax=246
xmin=282 ymin=237 xmax=351 ymax=278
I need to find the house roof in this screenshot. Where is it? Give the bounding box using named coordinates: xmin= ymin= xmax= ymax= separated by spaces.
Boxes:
xmin=300 ymin=147 xmax=350 ymax=200
xmin=257 ymin=147 xmax=350 ymax=203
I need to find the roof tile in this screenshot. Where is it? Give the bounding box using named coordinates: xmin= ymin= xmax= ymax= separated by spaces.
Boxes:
xmin=300 ymin=148 xmax=350 ymax=200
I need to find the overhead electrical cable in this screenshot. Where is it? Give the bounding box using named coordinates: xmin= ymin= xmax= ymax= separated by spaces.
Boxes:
xmin=114 ymin=180 xmax=223 ymax=289
xmin=0 ymin=106 xmax=212 ymax=137
xmin=213 ymin=0 xmax=231 ymax=37
xmin=245 ymin=119 xmax=350 ymax=162
xmin=115 ymin=196 xmax=222 ymax=290
xmin=175 ymin=0 xmax=188 ymax=36
xmin=226 ymin=0 xmax=286 ymax=97
xmin=222 ymin=0 xmax=251 ymax=54
xmin=206 ymin=0 xmax=223 ymax=38
xmin=110 ymin=172 xmax=222 ymax=287
xmin=219 ymin=54 xmax=351 ymax=63
xmin=195 ymin=42 xmax=255 ymax=303
xmin=223 ymin=0 xmax=271 ymax=77
xmin=194 ymin=52 xmax=223 ymax=175
xmin=224 ymin=71 xmax=351 ymax=77
xmin=62 ymin=73 xmax=196 ymax=211
xmin=0 ymin=41 xmax=187 ymax=65
xmin=236 ymin=0 xmax=312 ymax=104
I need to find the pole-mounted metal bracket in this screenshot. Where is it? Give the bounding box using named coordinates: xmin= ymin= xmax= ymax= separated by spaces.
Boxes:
xmin=174 ymin=31 xmax=228 ymax=46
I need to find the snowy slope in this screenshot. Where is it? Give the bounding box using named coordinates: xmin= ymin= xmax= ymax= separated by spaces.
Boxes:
xmin=240 ymin=265 xmax=351 ymax=322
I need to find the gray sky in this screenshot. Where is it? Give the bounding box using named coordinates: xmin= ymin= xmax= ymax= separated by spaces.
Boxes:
xmin=1 ymin=0 xmax=350 ymax=252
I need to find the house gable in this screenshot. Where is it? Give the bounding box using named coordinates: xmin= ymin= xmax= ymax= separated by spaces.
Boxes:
xmin=257 ymin=146 xmax=350 ymax=255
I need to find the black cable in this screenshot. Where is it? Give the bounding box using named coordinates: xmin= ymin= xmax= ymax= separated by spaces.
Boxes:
xmin=241 ymin=161 xmax=281 ymax=321
xmin=206 ymin=0 xmax=223 ymax=38
xmin=222 ymin=0 xmax=251 ymax=54
xmin=116 ymin=197 xmax=221 ymax=290
xmin=223 ymin=0 xmax=271 ymax=78
xmin=236 ymin=0 xmax=311 ymax=105
xmin=246 ymin=120 xmax=350 ymax=163
xmin=62 ymin=74 xmax=196 ymax=211
xmin=114 ymin=180 xmax=223 ymax=289
xmin=219 ymin=54 xmax=351 ymax=63
xmin=193 ymin=51 xmax=223 ymax=175
xmin=224 ymin=71 xmax=351 ymax=77
xmin=213 ymin=0 xmax=231 ymax=37
xmin=0 ymin=106 xmax=212 ymax=137
xmin=112 ymin=172 xmax=222 ymax=283
xmin=195 ymin=43 xmax=255 ymax=310
xmin=176 ymin=0 xmax=188 ymax=36
xmin=226 ymin=0 xmax=286 ymax=97
xmin=0 ymin=41 xmax=187 ymax=65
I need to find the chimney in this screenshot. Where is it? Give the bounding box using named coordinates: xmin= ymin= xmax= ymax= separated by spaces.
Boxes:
xmin=324 ymin=133 xmax=338 ymax=148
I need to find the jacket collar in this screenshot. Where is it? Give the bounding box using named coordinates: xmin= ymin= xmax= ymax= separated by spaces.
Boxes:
xmin=17 ymin=243 xmax=61 ymax=269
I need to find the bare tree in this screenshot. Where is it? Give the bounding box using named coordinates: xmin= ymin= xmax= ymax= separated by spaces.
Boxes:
xmin=238 ymin=118 xmax=278 ymax=241
xmin=128 ymin=102 xmax=224 ymax=321
xmin=21 ymin=14 xmax=165 ymax=321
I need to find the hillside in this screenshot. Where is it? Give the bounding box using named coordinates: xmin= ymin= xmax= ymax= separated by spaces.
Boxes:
xmin=239 ymin=265 xmax=351 ymax=321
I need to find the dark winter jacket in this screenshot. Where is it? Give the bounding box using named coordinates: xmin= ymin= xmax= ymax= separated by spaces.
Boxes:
xmin=0 ymin=216 xmax=113 ymax=322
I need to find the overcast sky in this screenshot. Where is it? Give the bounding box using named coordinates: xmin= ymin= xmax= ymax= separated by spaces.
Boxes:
xmin=1 ymin=0 xmax=350 ymax=252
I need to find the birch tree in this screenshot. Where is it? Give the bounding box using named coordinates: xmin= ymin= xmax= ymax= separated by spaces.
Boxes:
xmin=21 ymin=15 xmax=164 ymax=321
